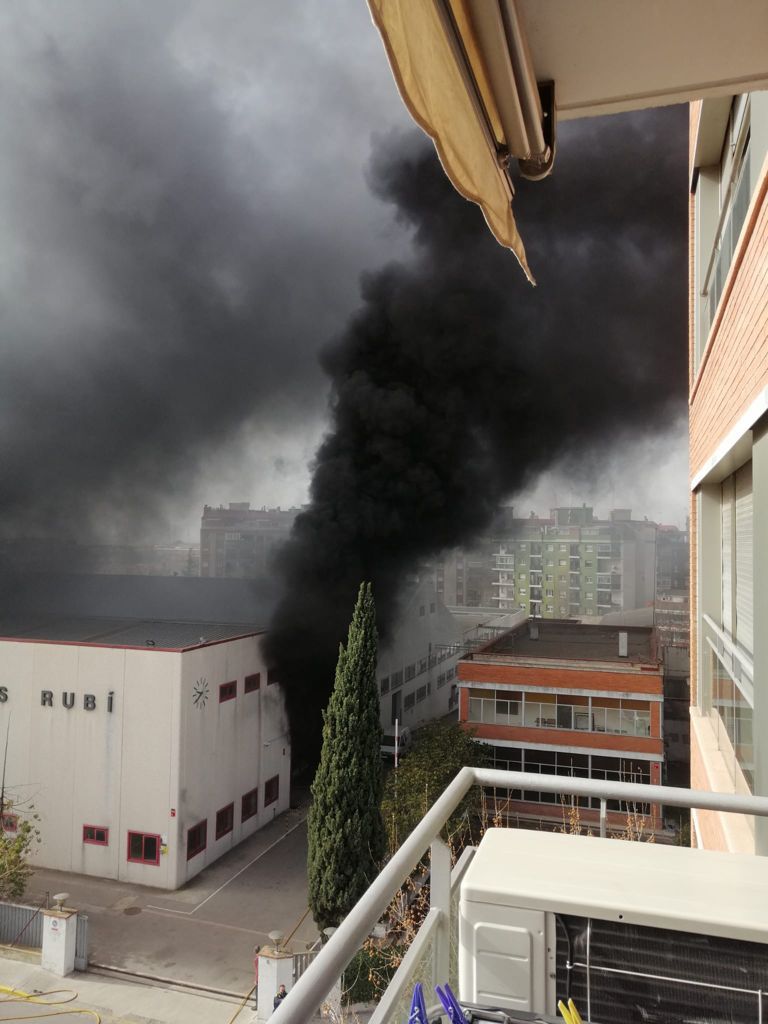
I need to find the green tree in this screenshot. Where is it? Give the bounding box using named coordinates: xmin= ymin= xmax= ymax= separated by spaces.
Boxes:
xmin=0 ymin=800 xmax=40 ymax=901
xmin=307 ymin=582 xmax=386 ymax=931
xmin=381 ymin=721 xmax=490 ymax=851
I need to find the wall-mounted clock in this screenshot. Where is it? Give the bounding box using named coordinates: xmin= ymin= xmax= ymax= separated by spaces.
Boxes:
xmin=192 ymin=678 xmax=209 ymax=709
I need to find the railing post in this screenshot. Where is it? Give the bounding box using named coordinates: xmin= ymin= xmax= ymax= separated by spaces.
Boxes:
xmin=430 ymin=837 xmax=452 ymax=990
xmin=600 ymin=798 xmax=607 ymax=838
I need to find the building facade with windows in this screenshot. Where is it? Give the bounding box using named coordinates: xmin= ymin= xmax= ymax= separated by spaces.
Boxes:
xmin=491 ymin=508 xmax=658 ymax=621
xmin=376 ymin=582 xmax=465 ymax=731
xmin=200 ymin=503 xmax=300 ymax=578
xmin=0 ymin=616 xmax=290 ymax=888
xmin=458 ymin=619 xmax=664 ymax=829
xmin=689 ymin=91 xmax=768 ymax=854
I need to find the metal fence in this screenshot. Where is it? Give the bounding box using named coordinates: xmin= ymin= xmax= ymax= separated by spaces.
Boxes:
xmin=0 ymin=899 xmax=88 ymax=970
xmin=75 ymin=914 xmax=88 ymax=971
xmin=0 ymin=900 xmax=44 ymax=949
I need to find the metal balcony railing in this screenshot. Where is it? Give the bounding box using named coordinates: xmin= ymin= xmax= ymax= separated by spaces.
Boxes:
xmin=272 ymin=768 xmax=768 ymax=1024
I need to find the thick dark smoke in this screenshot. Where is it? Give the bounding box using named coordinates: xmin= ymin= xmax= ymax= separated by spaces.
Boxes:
xmin=266 ymin=107 xmax=688 ymax=762
xmin=0 ymin=2 xmax=405 ymax=544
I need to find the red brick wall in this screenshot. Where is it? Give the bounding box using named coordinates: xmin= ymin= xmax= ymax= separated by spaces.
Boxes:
xmin=689 ymin=156 xmax=768 ymax=478
xmin=458 ymin=660 xmax=663 ymax=695
xmin=471 ymin=722 xmax=663 ymax=756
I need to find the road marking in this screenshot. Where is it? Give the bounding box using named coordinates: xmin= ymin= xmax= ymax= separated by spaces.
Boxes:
xmin=146 ymin=815 xmax=307 ymax=916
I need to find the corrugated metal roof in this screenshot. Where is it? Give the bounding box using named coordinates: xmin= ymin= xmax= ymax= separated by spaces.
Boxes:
xmin=0 ymin=614 xmax=262 ymax=650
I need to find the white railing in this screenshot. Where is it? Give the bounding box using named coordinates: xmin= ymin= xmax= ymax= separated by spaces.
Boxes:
xmin=273 ymin=769 xmax=768 ymax=1024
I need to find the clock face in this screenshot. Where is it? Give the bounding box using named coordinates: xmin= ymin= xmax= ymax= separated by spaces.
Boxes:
xmin=192 ymin=678 xmax=209 ymax=709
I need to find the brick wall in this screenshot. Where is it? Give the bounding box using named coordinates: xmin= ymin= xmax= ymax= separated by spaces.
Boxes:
xmin=689 ymin=157 xmax=768 ymax=477
xmin=458 ymin=660 xmax=663 ymax=695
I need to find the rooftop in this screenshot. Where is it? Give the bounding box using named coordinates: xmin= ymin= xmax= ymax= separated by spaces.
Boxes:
xmin=474 ymin=619 xmax=657 ymax=666
xmin=0 ymin=613 xmax=262 ymax=651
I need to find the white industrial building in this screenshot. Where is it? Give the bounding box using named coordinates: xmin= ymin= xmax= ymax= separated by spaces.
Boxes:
xmin=0 ymin=614 xmax=290 ymax=889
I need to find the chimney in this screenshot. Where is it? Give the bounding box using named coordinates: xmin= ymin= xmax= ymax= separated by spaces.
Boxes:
xmin=618 ymin=631 xmax=628 ymax=657
xmin=529 ymin=622 xmax=539 ymax=640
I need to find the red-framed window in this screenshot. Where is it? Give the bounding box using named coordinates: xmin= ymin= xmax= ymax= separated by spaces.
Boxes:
xmin=241 ymin=787 xmax=259 ymax=822
xmin=2 ymin=813 xmax=18 ymax=833
xmin=83 ymin=824 xmax=109 ymax=845
xmin=219 ymin=680 xmax=237 ymax=703
xmin=244 ymin=673 xmax=261 ymax=693
xmin=187 ymin=819 xmax=207 ymax=860
xmin=264 ymin=774 xmax=279 ymax=807
xmin=215 ymin=803 xmax=234 ymax=840
xmin=127 ymin=831 xmax=160 ymax=865
xmin=267 ymin=669 xmax=279 ymax=686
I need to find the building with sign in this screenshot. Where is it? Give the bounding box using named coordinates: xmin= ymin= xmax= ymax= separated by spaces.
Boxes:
xmin=0 ymin=615 xmax=289 ymax=889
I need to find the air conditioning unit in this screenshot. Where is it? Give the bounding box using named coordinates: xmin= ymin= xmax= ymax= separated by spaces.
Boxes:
xmin=459 ymin=829 xmax=768 ymax=1023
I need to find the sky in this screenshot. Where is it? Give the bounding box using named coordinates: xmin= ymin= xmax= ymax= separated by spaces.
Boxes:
xmin=0 ymin=0 xmax=690 ymax=551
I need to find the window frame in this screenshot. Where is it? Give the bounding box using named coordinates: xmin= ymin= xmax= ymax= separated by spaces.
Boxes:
xmin=187 ymin=819 xmax=208 ymax=860
xmin=264 ymin=775 xmax=280 ymax=808
xmin=244 ymin=673 xmax=261 ymax=694
xmin=83 ymin=824 xmax=109 ymax=846
xmin=127 ymin=830 xmax=161 ymax=866
xmin=219 ymin=680 xmax=237 ymax=703
xmin=215 ymin=803 xmax=234 ymax=840
xmin=241 ymin=786 xmax=259 ymax=822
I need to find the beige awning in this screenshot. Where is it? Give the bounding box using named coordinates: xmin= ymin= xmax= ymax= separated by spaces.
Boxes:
xmin=368 ymin=0 xmax=543 ymax=283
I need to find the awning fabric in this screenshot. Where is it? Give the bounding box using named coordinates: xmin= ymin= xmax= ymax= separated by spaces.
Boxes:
xmin=368 ymin=0 xmax=534 ymax=283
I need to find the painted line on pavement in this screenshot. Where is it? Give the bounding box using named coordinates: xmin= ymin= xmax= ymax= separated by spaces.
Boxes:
xmin=146 ymin=815 xmax=307 ymax=916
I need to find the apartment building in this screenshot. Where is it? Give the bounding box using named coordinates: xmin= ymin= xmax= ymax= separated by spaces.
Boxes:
xmin=199 ymin=503 xmax=300 ymax=578
xmin=689 ymin=92 xmax=768 ymax=854
xmin=492 ymin=507 xmax=657 ymax=620
xmin=458 ymin=619 xmax=664 ymax=830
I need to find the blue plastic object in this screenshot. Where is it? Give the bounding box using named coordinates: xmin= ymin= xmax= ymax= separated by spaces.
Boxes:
xmin=435 ymin=982 xmax=465 ymax=1024
xmin=408 ymin=981 xmax=429 ymax=1024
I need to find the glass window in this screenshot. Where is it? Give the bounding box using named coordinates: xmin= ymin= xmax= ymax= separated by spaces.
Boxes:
xmin=265 ymin=775 xmax=280 ymax=806
xmin=219 ymin=680 xmax=237 ymax=702
xmin=242 ymin=787 xmax=259 ymax=821
xmin=215 ymin=804 xmax=234 ymax=840
xmin=127 ymin=831 xmax=160 ymax=865
xmin=244 ymin=673 xmax=261 ymax=693
xmin=187 ymin=820 xmax=207 ymax=860
xmin=712 ymin=650 xmax=754 ymax=789
xmin=83 ymin=825 xmax=108 ymax=845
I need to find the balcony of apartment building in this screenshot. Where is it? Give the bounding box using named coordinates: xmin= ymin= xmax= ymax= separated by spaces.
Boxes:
xmin=689 ymin=92 xmax=767 ymax=855
xmin=276 ymin=768 xmax=768 ymax=1024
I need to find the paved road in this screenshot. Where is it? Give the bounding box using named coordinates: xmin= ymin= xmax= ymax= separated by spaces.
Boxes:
xmin=26 ymin=803 xmax=316 ymax=995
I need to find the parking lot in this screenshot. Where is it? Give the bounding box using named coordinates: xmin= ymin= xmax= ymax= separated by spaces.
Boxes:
xmin=24 ymin=801 xmax=315 ymax=996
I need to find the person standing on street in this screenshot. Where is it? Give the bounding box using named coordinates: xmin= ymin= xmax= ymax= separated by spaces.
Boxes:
xmin=273 ymin=983 xmax=288 ymax=1012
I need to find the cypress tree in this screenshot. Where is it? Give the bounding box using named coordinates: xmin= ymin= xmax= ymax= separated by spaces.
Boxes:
xmin=307 ymin=582 xmax=386 ymax=931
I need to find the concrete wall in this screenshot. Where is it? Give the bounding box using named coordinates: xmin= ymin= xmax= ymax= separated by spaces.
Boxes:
xmin=177 ymin=636 xmax=290 ymax=885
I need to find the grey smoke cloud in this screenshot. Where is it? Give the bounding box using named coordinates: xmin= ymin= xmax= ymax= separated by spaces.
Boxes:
xmin=266 ymin=107 xmax=689 ymax=759
xmin=0 ymin=0 xmax=410 ymax=541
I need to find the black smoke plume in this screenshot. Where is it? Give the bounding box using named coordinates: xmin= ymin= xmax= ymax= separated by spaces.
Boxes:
xmin=0 ymin=5 xmax=396 ymax=545
xmin=265 ymin=107 xmax=688 ymax=763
